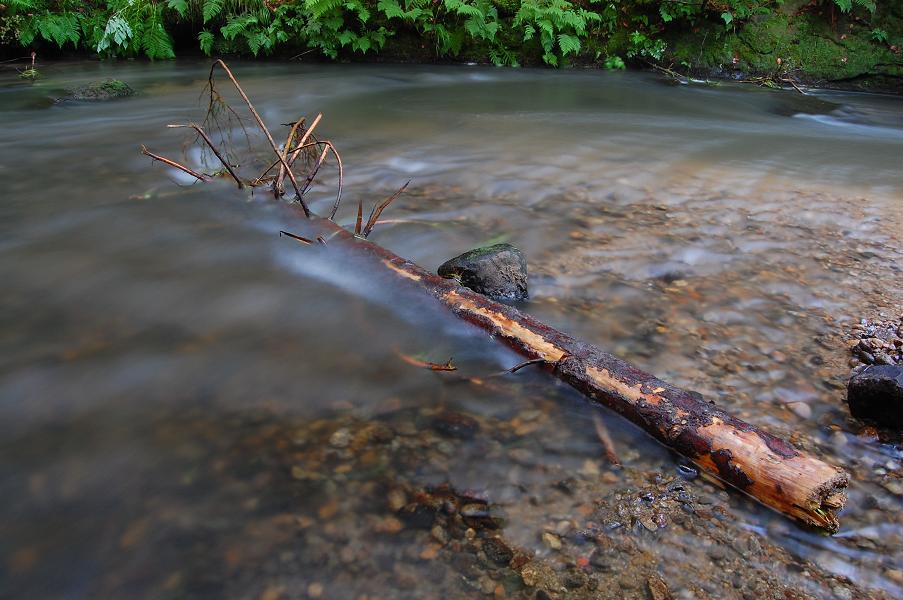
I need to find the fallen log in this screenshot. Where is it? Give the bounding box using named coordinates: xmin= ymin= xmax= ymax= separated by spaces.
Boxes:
xmin=141 ymin=61 xmax=848 ymax=532
xmin=297 ymin=213 xmax=848 ymax=532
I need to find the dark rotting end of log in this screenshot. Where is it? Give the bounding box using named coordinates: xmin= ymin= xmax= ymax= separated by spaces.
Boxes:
xmin=711 ymin=448 xmax=754 ymax=490
xmin=809 ymin=472 xmax=850 ymax=533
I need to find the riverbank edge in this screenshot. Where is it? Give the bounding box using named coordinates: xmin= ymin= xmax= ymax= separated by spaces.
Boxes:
xmin=4 ymin=8 xmax=901 ymax=95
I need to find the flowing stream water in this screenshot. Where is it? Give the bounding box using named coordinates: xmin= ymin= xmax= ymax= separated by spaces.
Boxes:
xmin=1 ymin=61 xmax=902 ymax=599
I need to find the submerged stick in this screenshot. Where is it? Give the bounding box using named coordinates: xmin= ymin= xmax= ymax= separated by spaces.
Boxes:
xmin=294 ymin=214 xmax=849 ymax=532
xmin=593 ymin=414 xmax=621 ymax=467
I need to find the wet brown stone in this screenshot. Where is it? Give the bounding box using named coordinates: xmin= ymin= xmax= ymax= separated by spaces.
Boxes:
xmin=483 ymin=537 xmax=514 ymax=566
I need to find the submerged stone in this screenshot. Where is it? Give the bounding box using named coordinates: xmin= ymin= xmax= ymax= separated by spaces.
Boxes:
xmin=65 ymin=79 xmax=134 ymax=101
xmin=431 ymin=410 xmax=479 ymax=439
xmin=437 ymin=243 xmax=528 ymax=301
xmin=847 ymin=365 xmax=903 ymax=428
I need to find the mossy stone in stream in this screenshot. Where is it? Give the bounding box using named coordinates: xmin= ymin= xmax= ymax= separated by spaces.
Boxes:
xmin=65 ymin=79 xmax=134 ymax=101
xmin=438 ymin=243 xmax=528 ymax=301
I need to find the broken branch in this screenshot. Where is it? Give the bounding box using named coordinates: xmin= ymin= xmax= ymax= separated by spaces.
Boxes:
xmin=140 ymin=145 xmax=209 ymax=182
xmin=592 ymin=414 xmax=621 ymax=467
xmin=167 ymin=123 xmax=243 ymax=188
xmin=279 ymin=230 xmax=314 ymax=245
xmin=207 ymin=60 xmax=309 ymax=216
xmin=362 ymin=180 xmax=410 ymax=238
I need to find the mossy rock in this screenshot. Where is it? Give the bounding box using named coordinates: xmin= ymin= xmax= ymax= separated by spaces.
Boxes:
xmin=65 ymin=79 xmax=135 ymax=101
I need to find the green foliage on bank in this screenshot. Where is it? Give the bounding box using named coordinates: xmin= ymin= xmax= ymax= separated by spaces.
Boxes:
xmin=1 ymin=0 xmax=900 ymax=78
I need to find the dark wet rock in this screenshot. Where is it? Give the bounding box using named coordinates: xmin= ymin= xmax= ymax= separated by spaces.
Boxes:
xmin=482 ymin=537 xmax=514 ymax=566
xmin=438 ymin=243 xmax=528 ymax=301
xmin=847 ymin=365 xmax=903 ymax=428
xmin=431 ymin=410 xmax=479 ymax=439
xmin=398 ymin=503 xmax=436 ymax=530
xmin=768 ymin=93 xmax=840 ymax=118
xmin=63 ymin=79 xmax=134 ymax=101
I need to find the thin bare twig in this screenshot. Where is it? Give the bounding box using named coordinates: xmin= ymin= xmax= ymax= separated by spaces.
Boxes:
xmin=140 ymin=145 xmax=209 ymax=182
xmin=279 ymin=230 xmax=313 ymax=245
xmin=255 ymin=141 xmax=323 ymax=183
xmin=782 ymin=77 xmax=805 ymax=95
xmin=592 ymin=414 xmax=621 ymax=467
xmin=285 ymin=113 xmax=323 ymax=169
xmin=355 ymin=197 xmax=363 ymax=236
xmin=253 ymin=138 xmax=343 ymax=215
xmin=505 ymin=358 xmax=548 ymax=374
xmin=201 ymin=83 xmax=252 ymax=157
xmin=324 ymin=142 xmax=344 ymax=220
xmin=300 ymin=143 xmax=331 ymax=194
xmin=207 ymin=60 xmax=309 ymax=216
xmin=499 ymin=353 xmax=571 ymax=377
xmin=397 ymin=351 xmax=457 ymax=371
xmin=300 ymin=140 xmax=344 ymax=220
xmin=167 ymin=123 xmax=243 ymax=188
xmin=362 ymin=180 xmax=411 ymax=238
xmin=275 ymin=117 xmax=305 ymax=196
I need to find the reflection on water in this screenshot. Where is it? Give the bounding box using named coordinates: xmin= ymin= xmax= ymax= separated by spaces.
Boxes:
xmin=1 ymin=61 xmax=902 ymax=598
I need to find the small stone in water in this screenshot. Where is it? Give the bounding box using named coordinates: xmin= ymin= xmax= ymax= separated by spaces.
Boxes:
xmin=541 ymin=532 xmax=562 ymax=550
xmin=787 ymin=401 xmax=812 ymax=419
xmin=329 ymin=428 xmax=351 ymax=448
xmin=639 ymin=516 xmax=659 ymax=532
xmin=387 ymin=488 xmax=407 ymax=512
xmin=432 ymin=410 xmax=480 ymax=439
xmin=431 ymin=524 xmax=449 ymax=545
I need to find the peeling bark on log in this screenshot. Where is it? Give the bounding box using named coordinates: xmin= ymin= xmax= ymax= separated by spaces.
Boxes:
xmin=301 ymin=212 xmax=848 ymax=532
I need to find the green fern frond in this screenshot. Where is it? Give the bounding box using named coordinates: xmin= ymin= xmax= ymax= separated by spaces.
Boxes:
xmin=221 ymin=14 xmax=257 ymax=40
xmin=198 ymin=29 xmax=214 ymax=55
xmin=142 ymin=22 xmax=175 ymax=59
xmin=378 ymin=0 xmax=405 ymax=19
xmin=203 ymin=0 xmax=224 ymax=23
xmin=167 ymin=0 xmax=189 ymax=18
xmin=306 ymin=0 xmax=345 ymax=19
xmin=557 ymin=32 xmax=579 ymax=56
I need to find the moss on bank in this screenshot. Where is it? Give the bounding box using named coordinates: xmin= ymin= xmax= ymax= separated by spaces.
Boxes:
xmin=665 ymin=7 xmax=903 ymax=91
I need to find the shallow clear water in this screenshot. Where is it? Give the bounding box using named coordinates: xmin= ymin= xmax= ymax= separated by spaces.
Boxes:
xmin=1 ymin=61 xmax=902 ymax=599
